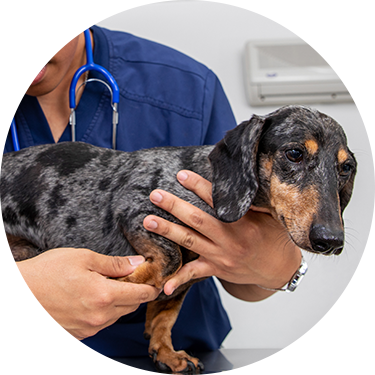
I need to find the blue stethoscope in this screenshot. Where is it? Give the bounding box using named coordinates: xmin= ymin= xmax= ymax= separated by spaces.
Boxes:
xmin=10 ymin=29 xmax=120 ymax=152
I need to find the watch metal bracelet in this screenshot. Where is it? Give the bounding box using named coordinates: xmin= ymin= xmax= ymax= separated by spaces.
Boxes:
xmin=256 ymin=252 xmax=308 ymax=293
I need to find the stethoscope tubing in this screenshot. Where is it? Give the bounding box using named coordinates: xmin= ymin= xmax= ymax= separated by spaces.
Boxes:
xmin=69 ymin=30 xmax=120 ymax=108
xmin=69 ymin=29 xmax=120 ymax=149
xmin=5 ymin=86 xmax=20 ymax=151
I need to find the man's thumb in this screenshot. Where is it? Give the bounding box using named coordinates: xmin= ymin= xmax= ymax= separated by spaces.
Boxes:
xmin=90 ymin=253 xmax=145 ymax=278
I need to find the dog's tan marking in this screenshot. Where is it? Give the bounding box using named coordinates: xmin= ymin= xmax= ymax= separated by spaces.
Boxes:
xmin=258 ymin=155 xmax=273 ymax=181
xmin=338 ymin=148 xmax=349 ymax=164
xmin=270 ymin=175 xmax=319 ymax=249
xmin=305 ymin=139 xmax=319 ymax=155
xmin=117 ymin=237 xmax=182 ymax=289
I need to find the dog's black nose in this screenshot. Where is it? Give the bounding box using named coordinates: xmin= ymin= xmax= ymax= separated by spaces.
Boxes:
xmin=309 ymin=224 xmax=344 ymax=255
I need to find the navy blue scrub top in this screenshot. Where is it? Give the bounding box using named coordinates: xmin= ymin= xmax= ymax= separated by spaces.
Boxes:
xmin=5 ymin=26 xmax=236 ymax=357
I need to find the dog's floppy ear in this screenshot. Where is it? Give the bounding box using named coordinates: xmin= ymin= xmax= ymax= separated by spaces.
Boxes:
xmin=208 ymin=114 xmax=267 ymax=223
xmin=340 ymin=156 xmax=357 ymax=214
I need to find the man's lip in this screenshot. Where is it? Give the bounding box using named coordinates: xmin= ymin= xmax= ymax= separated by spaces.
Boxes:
xmin=15 ymin=65 xmax=47 ymax=86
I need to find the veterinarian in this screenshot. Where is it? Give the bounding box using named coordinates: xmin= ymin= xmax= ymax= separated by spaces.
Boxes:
xmin=6 ymin=27 xmax=301 ymax=356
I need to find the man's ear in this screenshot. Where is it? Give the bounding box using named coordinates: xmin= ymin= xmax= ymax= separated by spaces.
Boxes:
xmin=208 ymin=114 xmax=267 ymax=222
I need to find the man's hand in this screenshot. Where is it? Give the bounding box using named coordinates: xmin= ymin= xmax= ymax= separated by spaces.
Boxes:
xmin=17 ymin=248 xmax=160 ymax=339
xmin=143 ymin=170 xmax=301 ymax=301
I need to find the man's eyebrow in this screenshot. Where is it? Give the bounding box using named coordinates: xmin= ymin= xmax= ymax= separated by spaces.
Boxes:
xmin=0 ymin=0 xmax=30 ymax=25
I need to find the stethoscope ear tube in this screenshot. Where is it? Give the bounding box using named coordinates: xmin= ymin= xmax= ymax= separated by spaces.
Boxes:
xmin=5 ymin=86 xmax=20 ymax=151
xmin=69 ymin=29 xmax=120 ymax=149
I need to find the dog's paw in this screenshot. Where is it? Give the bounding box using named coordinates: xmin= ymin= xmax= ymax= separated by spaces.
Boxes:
xmin=150 ymin=349 xmax=204 ymax=374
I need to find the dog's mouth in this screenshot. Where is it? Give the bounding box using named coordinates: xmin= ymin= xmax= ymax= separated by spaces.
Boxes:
xmin=269 ymin=209 xmax=345 ymax=256
xmin=304 ymin=245 xmax=343 ymax=256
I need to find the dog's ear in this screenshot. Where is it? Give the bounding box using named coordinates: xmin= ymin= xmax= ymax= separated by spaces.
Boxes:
xmin=208 ymin=114 xmax=267 ymax=222
xmin=340 ymin=157 xmax=357 ymax=214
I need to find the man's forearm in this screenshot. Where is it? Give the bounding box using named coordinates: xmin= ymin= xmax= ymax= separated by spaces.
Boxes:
xmin=219 ymin=279 xmax=276 ymax=302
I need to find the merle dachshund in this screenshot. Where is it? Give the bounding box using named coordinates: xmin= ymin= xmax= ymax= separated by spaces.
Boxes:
xmin=1 ymin=105 xmax=357 ymax=373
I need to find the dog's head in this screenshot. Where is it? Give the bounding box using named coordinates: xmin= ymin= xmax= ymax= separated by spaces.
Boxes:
xmin=209 ymin=105 xmax=357 ymax=255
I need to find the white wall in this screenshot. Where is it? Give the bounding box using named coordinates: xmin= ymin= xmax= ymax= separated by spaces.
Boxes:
xmin=98 ymin=1 xmax=374 ymax=350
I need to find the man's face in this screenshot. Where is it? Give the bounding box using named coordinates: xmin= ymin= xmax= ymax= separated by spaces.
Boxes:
xmin=0 ymin=0 xmax=83 ymax=96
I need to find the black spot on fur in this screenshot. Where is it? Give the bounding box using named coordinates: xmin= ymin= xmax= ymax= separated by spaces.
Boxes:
xmin=8 ymin=164 xmax=44 ymax=200
xmin=111 ymin=172 xmax=131 ymax=193
xmin=2 ymin=206 xmax=20 ymax=226
xmin=132 ymin=184 xmax=151 ymax=196
xmin=65 ymin=216 xmax=77 ymax=229
xmin=180 ymin=147 xmax=200 ymax=170
xmin=35 ymin=142 xmax=99 ymax=177
xmin=3 ymin=163 xmax=46 ymax=228
xmin=48 ymin=184 xmax=66 ymax=211
xmin=150 ymin=168 xmax=163 ymax=190
xmin=102 ymin=208 xmax=114 ymax=237
xmin=100 ymin=150 xmax=113 ymax=168
xmin=98 ymin=177 xmax=112 ymax=191
xmin=19 ymin=201 xmax=39 ymax=227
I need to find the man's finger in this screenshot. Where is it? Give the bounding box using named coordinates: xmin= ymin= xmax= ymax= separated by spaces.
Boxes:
xmin=108 ymin=278 xmax=161 ymax=305
xmin=143 ymin=215 xmax=216 ymax=258
xmin=163 ymin=259 xmax=214 ymax=295
xmin=148 ymin=189 xmax=222 ymax=240
xmin=177 ymin=170 xmax=214 ymax=208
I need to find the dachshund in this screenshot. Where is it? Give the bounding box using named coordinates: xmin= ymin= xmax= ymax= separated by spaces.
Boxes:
xmin=0 ymin=105 xmax=357 ymax=373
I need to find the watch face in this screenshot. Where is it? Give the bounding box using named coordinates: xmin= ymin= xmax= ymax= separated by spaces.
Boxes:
xmin=288 ymin=274 xmax=303 ymax=292
xmin=286 ymin=258 xmax=308 ymax=292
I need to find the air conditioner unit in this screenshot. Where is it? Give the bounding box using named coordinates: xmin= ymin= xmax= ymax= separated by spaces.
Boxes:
xmin=244 ymin=39 xmax=352 ymax=106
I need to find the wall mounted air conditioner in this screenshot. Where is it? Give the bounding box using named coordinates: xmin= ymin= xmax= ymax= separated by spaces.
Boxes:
xmin=244 ymin=39 xmax=352 ymax=106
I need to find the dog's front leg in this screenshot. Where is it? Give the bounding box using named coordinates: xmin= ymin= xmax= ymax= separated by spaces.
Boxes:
xmin=116 ymin=230 xmax=203 ymax=372
xmin=144 ymin=291 xmax=204 ymax=374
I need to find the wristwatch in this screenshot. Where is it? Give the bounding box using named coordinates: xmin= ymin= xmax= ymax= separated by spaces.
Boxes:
xmin=257 ymin=252 xmax=308 ymax=293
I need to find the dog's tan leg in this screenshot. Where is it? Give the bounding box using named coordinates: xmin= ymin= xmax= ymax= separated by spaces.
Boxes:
xmin=117 ymin=233 xmax=203 ymax=372
xmin=117 ymin=257 xmax=167 ymax=288
xmin=145 ymin=292 xmax=204 ymax=373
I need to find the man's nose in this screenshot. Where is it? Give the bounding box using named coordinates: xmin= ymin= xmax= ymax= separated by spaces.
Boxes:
xmin=0 ymin=38 xmax=32 ymax=71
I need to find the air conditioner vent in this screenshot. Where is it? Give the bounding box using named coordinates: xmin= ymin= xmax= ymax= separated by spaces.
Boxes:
xmin=244 ymin=39 xmax=352 ymax=106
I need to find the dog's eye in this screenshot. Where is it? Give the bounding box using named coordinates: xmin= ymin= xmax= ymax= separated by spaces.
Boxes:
xmin=340 ymin=163 xmax=352 ymax=176
xmin=285 ymin=149 xmax=303 ymax=163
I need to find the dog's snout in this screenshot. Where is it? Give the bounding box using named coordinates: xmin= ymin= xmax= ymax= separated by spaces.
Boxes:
xmin=309 ymin=224 xmax=344 ymax=255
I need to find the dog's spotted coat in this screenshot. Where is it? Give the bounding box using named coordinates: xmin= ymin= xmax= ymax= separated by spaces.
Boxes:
xmin=1 ymin=105 xmax=357 ymax=373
